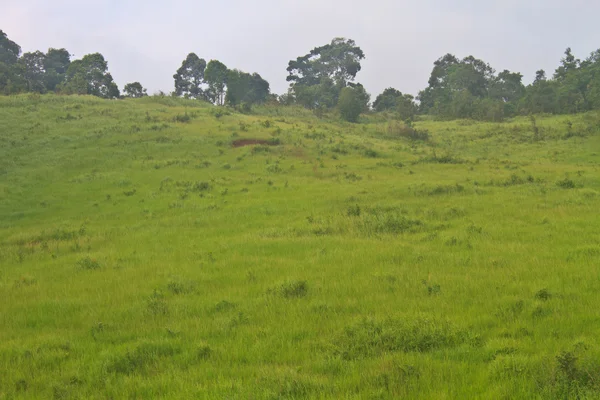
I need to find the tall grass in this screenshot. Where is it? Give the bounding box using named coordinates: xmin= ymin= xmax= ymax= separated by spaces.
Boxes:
xmin=0 ymin=94 xmax=599 ymax=398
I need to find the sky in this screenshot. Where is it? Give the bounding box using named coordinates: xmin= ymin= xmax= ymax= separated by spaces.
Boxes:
xmin=2 ymin=0 xmax=600 ymax=97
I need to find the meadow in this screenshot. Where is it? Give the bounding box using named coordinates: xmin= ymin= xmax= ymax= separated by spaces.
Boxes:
xmin=1 ymin=94 xmax=599 ymax=399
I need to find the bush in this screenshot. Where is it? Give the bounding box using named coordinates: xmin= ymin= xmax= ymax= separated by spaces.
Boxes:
xmin=338 ymin=87 xmax=367 ymax=123
xmin=387 ymin=122 xmax=429 ymax=141
xmin=270 ymin=280 xmax=308 ymax=298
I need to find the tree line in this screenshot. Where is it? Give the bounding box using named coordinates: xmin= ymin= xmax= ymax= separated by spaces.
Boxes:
xmin=2 ymin=29 xmax=600 ymax=122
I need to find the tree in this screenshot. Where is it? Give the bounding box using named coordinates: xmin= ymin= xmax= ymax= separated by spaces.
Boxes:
xmin=19 ymin=51 xmax=47 ymax=93
xmin=0 ymin=29 xmax=25 ymax=94
xmin=173 ymin=53 xmax=207 ymax=99
xmin=338 ymin=86 xmax=368 ymax=123
xmin=520 ymin=78 xmax=558 ymax=114
xmin=534 ymin=69 xmax=546 ymax=83
xmin=373 ymin=88 xmax=403 ymax=112
xmin=204 ymin=60 xmax=228 ymax=105
xmin=123 ymin=82 xmax=147 ymax=98
xmin=396 ymin=94 xmax=417 ymax=120
xmin=554 ymin=48 xmax=580 ymax=81
xmin=44 ymin=48 xmax=71 ymax=91
xmin=225 ymin=69 xmax=270 ymax=106
xmin=61 ymin=53 xmax=120 ymax=98
xmin=286 ymin=38 xmax=365 ymax=109
xmin=372 ymin=87 xmax=416 ymax=118
xmin=419 ymin=54 xmax=504 ymax=119
xmin=0 ymin=29 xmax=21 ymax=65
xmin=418 ymin=53 xmax=459 ymax=112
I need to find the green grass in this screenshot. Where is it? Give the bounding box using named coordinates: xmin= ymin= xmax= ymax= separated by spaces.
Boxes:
xmin=1 ymin=93 xmax=600 ymax=399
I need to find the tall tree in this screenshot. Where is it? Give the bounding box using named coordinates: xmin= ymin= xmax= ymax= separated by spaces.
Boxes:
xmin=0 ymin=29 xmax=25 ymax=94
xmin=61 ymin=53 xmax=120 ymax=98
xmin=419 ymin=54 xmax=503 ymax=119
xmin=490 ymin=70 xmax=525 ymax=102
xmin=19 ymin=51 xmax=47 ymax=93
xmin=173 ymin=53 xmax=207 ymax=99
xmin=204 ymin=60 xmax=228 ymax=105
xmin=373 ymin=88 xmax=402 ymax=112
xmin=123 ymin=82 xmax=147 ymax=98
xmin=0 ymin=29 xmax=21 ymax=65
xmin=44 ymin=48 xmax=71 ymax=91
xmin=554 ymin=47 xmax=580 ymax=81
xmin=225 ymin=69 xmax=270 ymax=106
xmin=286 ymin=38 xmax=365 ymax=109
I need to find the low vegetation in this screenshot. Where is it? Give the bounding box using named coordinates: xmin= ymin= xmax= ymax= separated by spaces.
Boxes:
xmin=0 ymin=94 xmax=599 ymax=398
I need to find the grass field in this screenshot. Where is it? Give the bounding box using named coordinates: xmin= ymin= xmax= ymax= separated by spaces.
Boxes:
xmin=1 ymin=94 xmax=600 ymax=399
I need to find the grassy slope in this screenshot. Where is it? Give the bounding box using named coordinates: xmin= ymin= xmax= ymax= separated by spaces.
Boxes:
xmin=1 ymin=94 xmax=600 ymax=399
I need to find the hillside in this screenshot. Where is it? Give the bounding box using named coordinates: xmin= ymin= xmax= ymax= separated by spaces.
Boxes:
xmin=1 ymin=94 xmax=600 ymax=399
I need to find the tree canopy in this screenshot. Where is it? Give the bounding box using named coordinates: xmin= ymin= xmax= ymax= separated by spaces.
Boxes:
xmin=204 ymin=60 xmax=228 ymax=106
xmin=123 ymin=82 xmax=147 ymax=98
xmin=1 ymin=28 xmax=600 ymax=122
xmin=61 ymin=53 xmax=120 ymax=99
xmin=286 ymin=38 xmax=365 ymax=109
xmin=173 ymin=53 xmax=207 ymax=99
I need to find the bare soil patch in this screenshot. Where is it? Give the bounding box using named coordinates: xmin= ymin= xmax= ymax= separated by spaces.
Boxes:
xmin=232 ymin=139 xmax=274 ymax=147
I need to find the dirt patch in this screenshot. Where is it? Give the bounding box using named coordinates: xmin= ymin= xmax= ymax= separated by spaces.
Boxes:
xmin=232 ymin=139 xmax=273 ymax=148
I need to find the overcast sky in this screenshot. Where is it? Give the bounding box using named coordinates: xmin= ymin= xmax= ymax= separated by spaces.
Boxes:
xmin=2 ymin=0 xmax=600 ymax=97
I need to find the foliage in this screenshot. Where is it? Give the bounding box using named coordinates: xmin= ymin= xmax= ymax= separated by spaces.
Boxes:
xmin=60 ymin=53 xmax=120 ymax=99
xmin=173 ymin=53 xmax=207 ymax=99
xmin=374 ymin=87 xmax=418 ymax=119
xmin=1 ymin=94 xmax=600 ymax=398
xmin=204 ymin=60 xmax=228 ymax=106
xmin=338 ymin=85 xmax=369 ymax=122
xmin=287 ymin=38 xmax=365 ymax=109
xmin=225 ymin=69 xmax=270 ymax=106
xmin=123 ymin=82 xmax=148 ymax=98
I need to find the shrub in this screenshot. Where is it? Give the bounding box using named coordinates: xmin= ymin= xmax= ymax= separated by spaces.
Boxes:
xmin=270 ymin=280 xmax=308 ymax=298
xmin=338 ymin=87 xmax=367 ymax=123
xmin=387 ymin=122 xmax=429 ymax=141
xmin=77 ymin=257 xmax=100 ymax=270
xmin=556 ymin=178 xmax=575 ymax=189
xmin=334 ymin=318 xmax=465 ymax=360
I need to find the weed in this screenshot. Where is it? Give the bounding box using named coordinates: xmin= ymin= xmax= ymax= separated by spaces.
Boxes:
xmin=77 ymin=257 xmax=100 ymax=270
xmin=535 ymin=289 xmax=552 ymax=301
xmin=146 ymin=290 xmax=169 ymax=316
xmin=347 ymin=205 xmax=361 ymax=217
xmin=196 ymin=345 xmax=213 ymax=360
xmin=270 ymin=280 xmax=308 ymax=298
xmin=106 ymin=341 xmax=181 ymax=375
xmin=343 ymin=172 xmax=362 ymax=182
xmin=364 ymin=149 xmax=379 ymax=158
xmin=213 ymin=300 xmax=236 ymax=312
xmin=387 ymin=122 xmax=429 ymax=141
xmin=556 ymin=178 xmax=576 ymax=189
xmin=334 ymin=318 xmax=465 ymax=360
xmin=166 ymin=278 xmax=195 ymax=295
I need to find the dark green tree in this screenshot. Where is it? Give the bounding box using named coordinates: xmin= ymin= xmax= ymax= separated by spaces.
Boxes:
xmin=173 ymin=53 xmax=207 ymax=99
xmin=123 ymin=82 xmax=147 ymax=98
xmin=44 ymin=48 xmax=71 ymax=91
xmin=0 ymin=29 xmax=25 ymax=94
xmin=225 ymin=69 xmax=270 ymax=106
xmin=286 ymin=38 xmax=365 ymax=109
xmin=0 ymin=29 xmax=21 ymax=65
xmin=373 ymin=88 xmax=402 ymax=112
xmin=204 ymin=60 xmax=228 ymax=105
xmin=419 ymin=54 xmax=507 ymax=119
xmin=19 ymin=51 xmax=47 ymax=93
xmin=61 ymin=53 xmax=120 ymax=98
xmin=338 ymin=85 xmax=369 ymax=122
xmin=554 ymin=48 xmax=579 ymax=81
